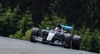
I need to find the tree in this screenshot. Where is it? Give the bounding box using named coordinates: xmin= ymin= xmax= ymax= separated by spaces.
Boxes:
xmin=0 ymin=5 xmax=33 ymax=37
xmin=0 ymin=7 xmax=21 ymax=36
xmin=39 ymin=15 xmax=66 ymax=29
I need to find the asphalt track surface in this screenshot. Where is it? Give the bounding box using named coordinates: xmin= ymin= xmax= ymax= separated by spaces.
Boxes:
xmin=0 ymin=36 xmax=97 ymax=54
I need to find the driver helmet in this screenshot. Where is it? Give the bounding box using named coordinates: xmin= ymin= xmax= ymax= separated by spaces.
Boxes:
xmin=54 ymin=27 xmax=61 ymax=32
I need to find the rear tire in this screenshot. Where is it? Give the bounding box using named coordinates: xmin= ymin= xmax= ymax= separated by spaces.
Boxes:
xmin=72 ymin=35 xmax=81 ymax=50
xmin=30 ymin=27 xmax=40 ymax=43
xmin=63 ymin=33 xmax=72 ymax=48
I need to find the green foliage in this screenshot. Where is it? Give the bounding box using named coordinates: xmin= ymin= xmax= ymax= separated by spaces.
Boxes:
xmin=9 ymin=29 xmax=23 ymax=39
xmin=9 ymin=28 xmax=32 ymax=41
xmin=21 ymin=29 xmax=32 ymax=40
xmin=0 ymin=5 xmax=33 ymax=36
xmin=0 ymin=7 xmax=21 ymax=36
xmin=20 ymin=10 xmax=33 ymax=35
xmin=38 ymin=15 xmax=66 ymax=29
xmin=74 ymin=25 xmax=100 ymax=53
xmin=90 ymin=29 xmax=100 ymax=53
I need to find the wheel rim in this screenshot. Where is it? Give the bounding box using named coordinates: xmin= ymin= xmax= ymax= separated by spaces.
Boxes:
xmin=32 ymin=36 xmax=36 ymax=40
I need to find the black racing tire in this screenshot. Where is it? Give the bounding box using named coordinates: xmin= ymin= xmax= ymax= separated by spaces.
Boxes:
xmin=72 ymin=35 xmax=82 ymax=50
xmin=30 ymin=36 xmax=37 ymax=42
xmin=63 ymin=33 xmax=72 ymax=48
xmin=30 ymin=27 xmax=40 ymax=42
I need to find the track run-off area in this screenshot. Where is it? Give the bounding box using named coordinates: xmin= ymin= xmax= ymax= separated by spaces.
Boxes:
xmin=0 ymin=36 xmax=97 ymax=54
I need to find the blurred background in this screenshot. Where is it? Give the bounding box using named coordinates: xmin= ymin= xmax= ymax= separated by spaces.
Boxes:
xmin=0 ymin=0 xmax=100 ymax=53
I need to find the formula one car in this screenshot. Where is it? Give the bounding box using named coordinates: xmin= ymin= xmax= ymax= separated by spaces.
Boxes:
xmin=30 ymin=23 xmax=82 ymax=49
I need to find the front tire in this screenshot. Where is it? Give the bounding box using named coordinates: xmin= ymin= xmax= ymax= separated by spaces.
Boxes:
xmin=63 ymin=33 xmax=72 ymax=48
xmin=30 ymin=27 xmax=40 ymax=42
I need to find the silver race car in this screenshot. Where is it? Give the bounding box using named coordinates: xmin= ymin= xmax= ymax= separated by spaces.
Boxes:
xmin=30 ymin=23 xmax=82 ymax=49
